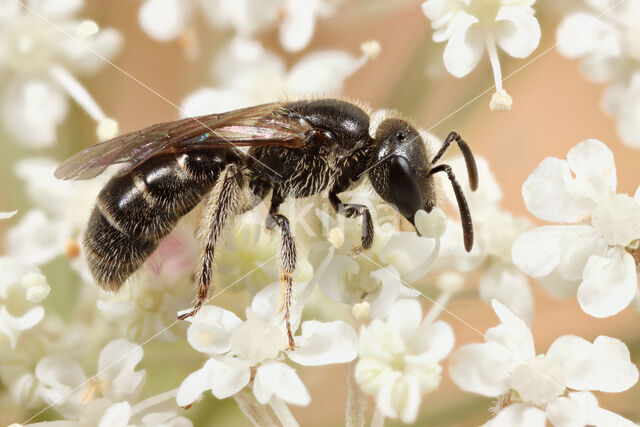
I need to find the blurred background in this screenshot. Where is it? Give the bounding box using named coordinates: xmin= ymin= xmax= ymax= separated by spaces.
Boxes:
xmin=1 ymin=0 xmax=639 ymax=425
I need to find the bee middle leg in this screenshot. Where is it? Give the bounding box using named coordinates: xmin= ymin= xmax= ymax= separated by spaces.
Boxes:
xmin=328 ymin=188 xmax=373 ymax=254
xmin=178 ymin=164 xmax=244 ymax=321
xmin=266 ymin=192 xmax=297 ymax=349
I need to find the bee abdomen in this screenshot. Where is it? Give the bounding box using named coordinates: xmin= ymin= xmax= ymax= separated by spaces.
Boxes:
xmin=84 ymin=149 xmax=240 ymax=291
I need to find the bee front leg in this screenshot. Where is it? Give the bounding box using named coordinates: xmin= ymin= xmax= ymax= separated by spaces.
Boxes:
xmin=178 ymin=164 xmax=243 ymax=321
xmin=267 ymin=192 xmax=297 ymax=350
xmin=328 ymin=189 xmax=374 ymax=255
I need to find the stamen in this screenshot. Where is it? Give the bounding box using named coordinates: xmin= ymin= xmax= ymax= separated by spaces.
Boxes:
xmin=76 ymin=20 xmax=99 ymax=39
xmin=423 ymin=272 xmax=464 ymax=324
xmin=49 ymin=65 xmax=105 ymax=121
xmin=361 ymin=40 xmax=381 ymax=59
xmin=485 ymin=35 xmax=512 ymax=111
xmin=97 ymin=117 xmax=119 ymax=140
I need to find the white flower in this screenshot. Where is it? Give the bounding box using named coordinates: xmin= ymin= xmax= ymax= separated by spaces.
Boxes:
xmin=0 ymin=210 xmax=17 ymax=219
xmin=181 ymin=38 xmax=377 ymax=116
xmin=512 ymin=139 xmax=640 ymax=317
xmin=177 ymin=287 xmax=358 ymax=407
xmin=35 ymin=339 xmax=146 ymax=418
xmin=7 ymin=158 xmax=105 ymax=271
xmin=449 ymin=300 xmax=638 ymax=426
xmin=434 ymin=156 xmax=534 ymax=322
xmin=422 ymin=0 xmax=541 ymax=110
xmin=5 ymin=209 xmax=71 ymax=265
xmin=309 ymin=190 xmax=438 ymax=319
xmin=557 ymin=1 xmax=640 ymax=148
xmin=0 ymin=1 xmax=122 ymax=147
xmin=29 ymin=338 xmax=189 ymax=427
xmin=355 ymin=299 xmax=454 ymax=423
xmin=138 ymin=0 xmax=339 ymax=53
xmin=0 ymin=257 xmax=50 ymax=348
xmin=97 ymin=228 xmax=200 ymax=341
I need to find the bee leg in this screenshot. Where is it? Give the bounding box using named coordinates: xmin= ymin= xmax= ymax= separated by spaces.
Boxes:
xmin=267 ymin=192 xmax=297 ymax=349
xmin=329 ymin=190 xmax=373 ymax=255
xmin=178 ymin=164 xmax=243 ymax=321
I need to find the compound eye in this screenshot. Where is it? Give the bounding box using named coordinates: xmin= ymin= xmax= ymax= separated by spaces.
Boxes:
xmin=388 ymin=156 xmax=422 ymax=220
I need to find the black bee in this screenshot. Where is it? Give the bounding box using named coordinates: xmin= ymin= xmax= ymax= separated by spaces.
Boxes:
xmin=55 ymin=98 xmax=478 ymax=348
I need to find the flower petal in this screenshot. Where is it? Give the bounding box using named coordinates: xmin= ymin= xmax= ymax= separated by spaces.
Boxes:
xmin=287 ymin=50 xmax=363 ymax=95
xmin=449 ymin=342 xmax=512 ymax=397
xmin=577 ymin=248 xmax=637 ymax=318
xmin=5 ymin=209 xmax=71 ymax=265
xmin=2 ymin=78 xmax=68 ymax=148
xmin=511 ymin=225 xmax=604 ymax=280
xmin=58 ymin=28 xmax=123 ymax=75
xmin=279 ymin=0 xmax=315 ymax=52
xmin=566 ymin=139 xmax=617 ymax=202
xmin=411 ymin=320 xmax=454 ymax=361
xmin=176 ymin=361 xmax=215 ymax=407
xmin=495 ymin=6 xmax=541 ymax=58
xmin=522 ymin=158 xmax=595 ymax=223
xmin=98 ymin=402 xmax=131 ymax=427
xmin=386 ymin=298 xmax=423 ymax=343
xmin=287 ymin=320 xmax=357 ymax=366
xmin=29 ymin=0 xmax=82 ymax=19
xmin=138 ymin=0 xmax=189 ymax=42
xmin=592 ymin=193 xmax=640 ymax=246
xmin=545 ymin=392 xmax=592 ymax=427
xmin=486 ymin=300 xmax=535 ymax=364
xmin=181 ymin=88 xmax=250 ymax=117
xmin=176 ymin=357 xmax=251 ymax=406
xmin=98 ymin=339 xmax=145 ymax=400
xmin=368 ymin=267 xmax=420 ymax=319
xmin=547 ymin=335 xmax=639 ymax=392
xmin=480 ymin=263 xmax=533 ymax=324
xmin=185 ymin=305 xmax=242 ymax=355
xmin=483 ymin=403 xmax=546 ymax=427
xmin=253 ymin=362 xmax=310 ymax=406
xmin=376 ymin=373 xmax=421 ymax=423
xmin=442 ymin=12 xmax=483 ymax=78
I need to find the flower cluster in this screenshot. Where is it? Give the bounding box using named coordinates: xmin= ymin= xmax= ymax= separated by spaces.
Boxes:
xmin=433 ymin=155 xmax=534 ymax=322
xmin=138 ymin=0 xmax=341 ymax=56
xmin=0 ymin=0 xmax=121 ymax=147
xmin=450 ymin=300 xmax=638 ymax=426
xmin=422 ymin=0 xmax=541 ymax=110
xmin=3 ymin=2 xmax=640 ymax=427
xmin=557 ymin=0 xmax=640 ymax=148
xmin=513 ymin=139 xmax=640 ymax=318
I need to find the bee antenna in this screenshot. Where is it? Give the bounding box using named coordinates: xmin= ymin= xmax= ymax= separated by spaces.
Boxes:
xmin=427 ymin=163 xmax=474 ymax=252
xmin=430 ymin=131 xmax=478 ymax=191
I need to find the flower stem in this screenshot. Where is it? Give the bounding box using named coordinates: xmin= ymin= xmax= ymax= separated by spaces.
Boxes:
xmin=345 ymin=361 xmax=365 ymax=427
xmin=485 ymin=34 xmax=503 ymax=92
xmin=371 ymin=408 xmax=385 ymax=427
xmin=49 ymin=64 xmax=106 ymax=122
xmin=269 ymin=397 xmax=299 ymax=427
xmin=424 ymin=288 xmax=454 ymax=325
xmin=234 ymin=389 xmax=280 ymax=427
xmin=130 ymin=388 xmax=178 ymax=415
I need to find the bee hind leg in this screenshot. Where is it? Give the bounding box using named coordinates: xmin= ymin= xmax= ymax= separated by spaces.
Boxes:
xmin=266 ymin=192 xmax=297 ymax=350
xmin=178 ymin=164 xmax=244 ymax=321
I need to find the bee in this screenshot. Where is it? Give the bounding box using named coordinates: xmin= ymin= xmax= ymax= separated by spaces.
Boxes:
xmin=55 ymin=98 xmax=478 ymax=348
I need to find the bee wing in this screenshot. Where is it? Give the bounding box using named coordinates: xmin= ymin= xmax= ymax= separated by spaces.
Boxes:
xmin=55 ymin=103 xmax=312 ymax=180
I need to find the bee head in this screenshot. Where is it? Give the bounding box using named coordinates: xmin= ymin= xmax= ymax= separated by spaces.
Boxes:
xmin=368 ymin=118 xmax=437 ymax=230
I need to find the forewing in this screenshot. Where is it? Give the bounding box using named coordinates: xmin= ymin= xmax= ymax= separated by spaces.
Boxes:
xmin=55 ymin=103 xmax=311 ymax=180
